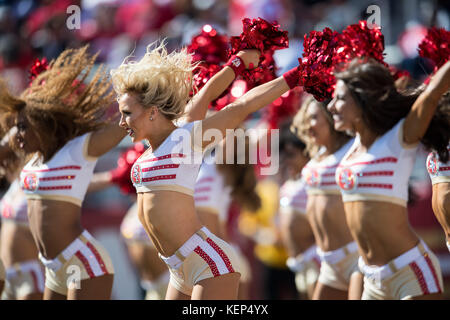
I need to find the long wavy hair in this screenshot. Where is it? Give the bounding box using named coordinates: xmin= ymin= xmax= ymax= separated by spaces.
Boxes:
xmin=335 ymin=58 xmax=449 ymax=162
xmin=0 ymin=46 xmax=116 ymax=162
xmin=291 ymin=94 xmax=352 ymax=157
xmin=110 ymin=40 xmax=198 ymax=121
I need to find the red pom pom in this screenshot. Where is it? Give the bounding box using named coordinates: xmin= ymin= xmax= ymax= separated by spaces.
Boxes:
xmin=418 ymin=27 xmax=450 ymax=72
xmin=335 ymin=20 xmax=386 ymax=66
xmin=297 ymin=27 xmax=341 ymax=101
xmin=229 ymin=17 xmax=289 ymax=54
xmin=229 ymin=17 xmax=288 ymax=87
xmin=187 ymin=24 xmax=229 ymax=65
xmin=110 ymin=142 xmax=146 ymax=195
xmin=28 ymin=57 xmax=49 ymax=85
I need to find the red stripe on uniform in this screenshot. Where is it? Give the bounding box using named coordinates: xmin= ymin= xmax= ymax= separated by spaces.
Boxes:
xmin=409 ymin=262 xmax=429 ymax=295
xmin=358 ymin=183 xmax=392 ymax=189
xmin=197 ymin=177 xmax=214 ymax=184
xmin=39 ymin=175 xmax=76 ymax=181
xmin=360 ymin=171 xmax=394 ymax=177
xmin=339 ymin=157 xmax=397 ymax=167
xmin=206 ymin=238 xmax=234 ymax=273
xmin=320 ymin=181 xmax=336 ymax=186
xmin=440 ymin=166 xmax=450 ymax=172
xmin=142 ymin=164 xmax=179 ymax=172
xmin=75 ymin=251 xmax=95 ymax=278
xmin=38 ymin=186 xmax=72 ymax=190
xmin=142 ymin=174 xmax=176 ymax=182
xmin=194 ymin=246 xmax=220 ymax=277
xmin=194 ymin=196 xmax=210 ymax=202
xmin=86 ymin=241 xmax=109 ymax=275
xmin=138 ymin=154 xmax=185 ymax=163
xmin=194 ymin=187 xmax=212 ymax=193
xmin=423 ymin=255 xmax=442 ymax=293
xmin=23 ymin=165 xmax=81 ymax=172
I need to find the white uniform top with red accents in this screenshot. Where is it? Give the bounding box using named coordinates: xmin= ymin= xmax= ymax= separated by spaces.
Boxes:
xmin=20 ymin=133 xmax=98 ymax=206
xmin=279 ymin=178 xmax=308 ymax=215
xmin=426 ymin=143 xmax=450 ymax=185
xmin=301 ymin=139 xmax=354 ymax=195
xmin=194 ymin=156 xmax=232 ymax=223
xmin=1 ymin=179 xmax=28 ymax=225
xmin=131 ymin=121 xmax=203 ymax=196
xmin=336 ymin=118 xmax=418 ymax=207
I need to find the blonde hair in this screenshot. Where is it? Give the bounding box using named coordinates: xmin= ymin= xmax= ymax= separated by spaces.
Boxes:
xmin=291 ymin=95 xmax=350 ymax=157
xmin=0 ymin=45 xmax=115 ymax=162
xmin=110 ymin=41 xmax=198 ymax=120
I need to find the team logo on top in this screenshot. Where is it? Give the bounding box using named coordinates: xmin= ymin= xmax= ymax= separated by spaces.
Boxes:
xmin=232 ymin=58 xmax=241 ymax=67
xmin=337 ymin=167 xmax=356 ymax=191
xmin=304 ymin=168 xmax=320 ymax=187
xmin=131 ymin=164 xmax=141 ymax=185
xmin=426 ymin=152 xmax=439 ymax=176
xmin=22 ymin=173 xmax=38 ymax=192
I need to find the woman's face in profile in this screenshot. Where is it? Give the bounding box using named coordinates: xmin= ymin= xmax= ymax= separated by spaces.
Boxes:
xmin=327 ymin=80 xmax=361 ymax=132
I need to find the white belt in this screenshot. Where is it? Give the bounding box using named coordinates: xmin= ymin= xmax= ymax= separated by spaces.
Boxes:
xmin=38 ymin=230 xmax=94 ymax=272
xmin=286 ymin=245 xmax=320 ymax=273
xmin=358 ymin=241 xmax=429 ymax=282
xmin=316 ymin=241 xmax=359 ymax=265
xmin=5 ymin=259 xmax=43 ymax=279
xmin=159 ymin=227 xmax=211 ymax=270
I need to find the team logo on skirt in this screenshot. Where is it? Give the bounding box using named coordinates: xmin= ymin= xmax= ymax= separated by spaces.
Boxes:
xmin=337 ymin=167 xmax=357 ymax=191
xmin=131 ymin=164 xmax=141 ymax=185
xmin=426 ymin=152 xmax=439 ymax=176
xmin=304 ymin=168 xmax=320 ymax=187
xmin=22 ymin=173 xmax=38 ymax=191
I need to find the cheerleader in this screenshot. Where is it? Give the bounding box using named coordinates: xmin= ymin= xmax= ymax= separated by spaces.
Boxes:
xmin=328 ymin=58 xmax=450 ymax=299
xmin=111 ymin=39 xmax=304 ymax=299
xmin=194 ymin=132 xmax=260 ymax=299
xmin=292 ymin=95 xmax=362 ymax=300
xmin=0 ymin=47 xmax=126 ymax=299
xmin=0 ymin=163 xmax=44 ymax=300
xmin=277 ymin=125 xmax=319 ymax=299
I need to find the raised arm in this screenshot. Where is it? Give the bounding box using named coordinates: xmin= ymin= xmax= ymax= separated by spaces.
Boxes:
xmin=198 ymin=74 xmax=294 ymax=149
xmin=183 ymin=50 xmax=261 ymax=122
xmin=403 ymin=60 xmax=450 ymax=145
xmin=87 ymin=119 xmax=127 ymax=158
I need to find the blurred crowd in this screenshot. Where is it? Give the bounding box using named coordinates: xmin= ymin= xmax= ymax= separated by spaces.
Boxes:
xmin=0 ymin=0 xmax=449 ymax=300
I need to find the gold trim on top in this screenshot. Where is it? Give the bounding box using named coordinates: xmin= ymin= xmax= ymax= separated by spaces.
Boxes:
xmin=136 ymin=184 xmax=194 ymax=196
xmin=431 ymin=176 xmax=450 ymax=185
xmin=25 ymin=194 xmax=82 ymax=207
xmin=342 ymin=192 xmax=407 ymax=207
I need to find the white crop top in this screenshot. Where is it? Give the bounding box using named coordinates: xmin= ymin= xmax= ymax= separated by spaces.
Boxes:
xmin=336 ymin=118 xmax=418 ymax=207
xmin=301 ymin=139 xmax=354 ymax=195
xmin=194 ymin=156 xmax=232 ymax=223
xmin=426 ymin=144 xmax=450 ymax=185
xmin=279 ymin=178 xmax=308 ymax=215
xmin=1 ymin=179 xmax=28 ymax=224
xmin=131 ymin=121 xmax=203 ymax=196
xmin=20 ymin=132 xmax=98 ymax=206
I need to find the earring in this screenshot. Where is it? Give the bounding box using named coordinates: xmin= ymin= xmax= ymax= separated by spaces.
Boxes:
xmin=149 ymin=116 xmax=153 ymax=121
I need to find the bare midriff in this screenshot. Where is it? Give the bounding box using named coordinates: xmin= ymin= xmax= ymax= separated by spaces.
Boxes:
xmin=307 ymin=193 xmax=354 ymax=252
xmin=431 ymin=183 xmax=450 ymax=238
xmin=27 ymin=199 xmax=83 ymax=259
xmin=138 ymin=190 xmax=203 ymax=257
xmin=0 ymin=221 xmax=39 ymax=266
xmin=344 ymin=200 xmax=419 ymax=266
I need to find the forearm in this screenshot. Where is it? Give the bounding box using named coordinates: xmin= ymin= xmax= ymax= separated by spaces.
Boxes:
xmin=427 ymin=60 xmax=450 ymax=98
xmin=87 ymin=123 xmax=127 ymax=158
xmin=185 ymin=66 xmax=236 ymax=122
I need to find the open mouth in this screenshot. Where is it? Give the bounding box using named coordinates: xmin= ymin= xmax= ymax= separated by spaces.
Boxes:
xmin=126 ymin=128 xmax=135 ymax=137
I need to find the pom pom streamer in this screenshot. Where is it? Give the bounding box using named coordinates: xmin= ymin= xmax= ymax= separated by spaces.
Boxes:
xmin=418 ymin=27 xmax=450 ymax=72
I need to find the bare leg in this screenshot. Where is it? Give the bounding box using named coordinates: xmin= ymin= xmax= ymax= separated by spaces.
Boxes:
xmin=348 ymin=271 xmax=364 ymax=300
xmin=0 ymin=280 xmax=4 ymax=296
xmin=67 ymin=274 xmax=114 ymax=300
xmin=307 ymin=281 xmax=318 ymax=300
xmin=165 ymin=282 xmax=191 ymax=300
xmin=312 ymin=282 xmax=348 ymax=300
xmin=44 ymin=286 xmax=67 ymax=300
xmin=191 ymin=273 xmax=240 ymax=300
xmin=237 ymin=281 xmax=250 ymax=300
